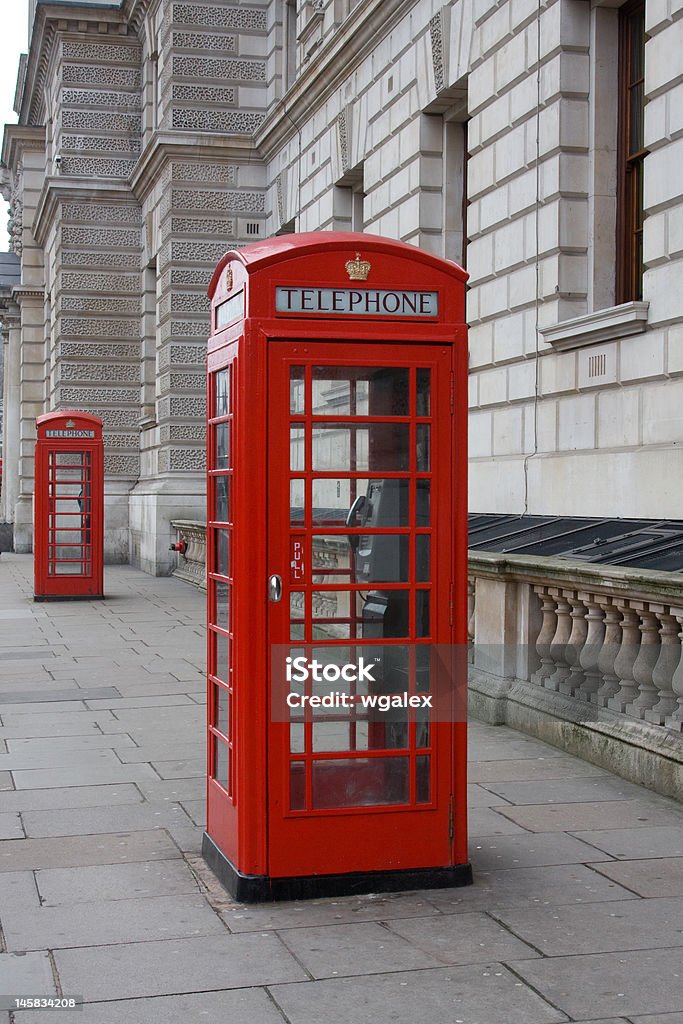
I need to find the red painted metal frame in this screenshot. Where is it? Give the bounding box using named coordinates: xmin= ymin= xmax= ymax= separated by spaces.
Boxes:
xmin=34 ymin=411 xmax=104 ymax=600
xmin=205 ymin=232 xmax=468 ymax=886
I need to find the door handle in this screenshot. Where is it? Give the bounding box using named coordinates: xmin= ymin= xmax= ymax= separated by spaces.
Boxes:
xmin=268 ymin=574 xmax=283 ymax=602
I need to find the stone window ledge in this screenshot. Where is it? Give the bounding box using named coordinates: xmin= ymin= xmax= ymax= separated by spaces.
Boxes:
xmin=540 ymin=301 xmax=650 ymax=351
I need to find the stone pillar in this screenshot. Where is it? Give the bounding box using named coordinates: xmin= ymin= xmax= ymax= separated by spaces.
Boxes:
xmin=0 ymin=306 xmax=20 ymax=526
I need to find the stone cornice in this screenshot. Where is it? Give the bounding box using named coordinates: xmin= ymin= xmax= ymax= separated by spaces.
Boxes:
xmin=12 ymin=285 xmax=44 ymax=302
xmin=33 ymin=177 xmax=136 ymax=247
xmin=130 ymin=131 xmax=256 ymax=201
xmin=1 ymin=126 xmax=46 ymax=174
xmin=20 ymin=1 xmax=124 ymax=127
xmin=255 ymin=0 xmax=416 ymax=160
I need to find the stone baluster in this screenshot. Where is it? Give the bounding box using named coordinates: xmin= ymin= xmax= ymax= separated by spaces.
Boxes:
xmin=546 ymin=589 xmax=573 ymax=691
xmin=560 ymin=592 xmax=588 ymax=697
xmin=626 ymin=602 xmax=662 ymax=718
xmin=577 ymin=592 xmax=605 ymax=702
xmin=608 ymin=601 xmax=642 ymax=712
xmin=595 ymin=597 xmax=623 ymax=706
xmin=531 ymin=586 xmax=557 ymax=686
xmin=666 ymin=607 xmax=683 ymax=730
xmin=644 ymin=609 xmax=681 ymax=725
xmin=467 ymin=578 xmax=475 ymax=664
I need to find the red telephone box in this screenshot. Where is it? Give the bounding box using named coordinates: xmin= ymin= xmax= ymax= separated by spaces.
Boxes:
xmin=203 ymin=233 xmax=470 ymax=900
xmin=34 ymin=411 xmax=104 ymax=601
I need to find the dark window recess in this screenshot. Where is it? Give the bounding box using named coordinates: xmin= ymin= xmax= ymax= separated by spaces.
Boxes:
xmin=616 ymin=0 xmax=647 ymax=303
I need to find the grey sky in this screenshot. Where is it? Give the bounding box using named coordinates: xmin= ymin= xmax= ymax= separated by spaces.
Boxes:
xmin=1 ymin=0 xmax=29 ymax=248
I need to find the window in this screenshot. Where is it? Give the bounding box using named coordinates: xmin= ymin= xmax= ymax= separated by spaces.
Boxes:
xmin=616 ymin=0 xmax=647 ymax=303
xmin=334 ymin=164 xmax=365 ymax=231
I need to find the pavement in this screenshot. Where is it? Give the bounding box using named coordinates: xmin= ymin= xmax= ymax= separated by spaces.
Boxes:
xmin=0 ymin=552 xmax=682 ymax=1024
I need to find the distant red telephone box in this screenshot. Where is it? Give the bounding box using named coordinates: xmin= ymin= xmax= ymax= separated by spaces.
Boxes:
xmin=204 ymin=233 xmax=470 ymax=900
xmin=34 ymin=411 xmax=104 ymax=601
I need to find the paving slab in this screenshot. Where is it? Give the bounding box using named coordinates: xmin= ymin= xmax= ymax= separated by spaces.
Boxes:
xmin=2 ymin=893 xmax=226 ymax=951
xmin=11 ymin=763 xmax=160 ymax=789
xmin=631 ymin=1015 xmax=683 ymax=1024
xmin=0 ymin=830 xmax=180 ymax=871
xmin=0 ymin=784 xmax=142 ymax=813
xmin=572 ymin=826 xmax=683 ymax=859
xmin=468 ymin=757 xmax=609 ymax=783
xmin=54 ymin=933 xmax=307 ymax=1001
xmin=83 ymin=695 xmax=196 ymax=709
xmin=469 ymin=832 xmax=614 ymax=870
xmin=7 ymin=735 xmax=136 ymax=753
xmin=589 ymin=857 xmax=683 ymax=896
xmin=149 ymin=758 xmax=205 ymax=778
xmin=270 ymin=964 xmax=567 ymax=1024
xmin=21 ymin=802 xmax=193 ymax=838
xmin=12 ymin=989 xmax=289 ymax=1024
xmin=222 ymin=891 xmax=443 ymax=933
xmin=468 ymin=807 xmax=529 ymax=836
xmin=423 ymin=864 xmax=635 ymax=913
xmin=495 ymin=896 xmax=683 ymax=955
xmin=0 ymin=686 xmax=121 ymax=705
xmin=509 ymin=948 xmax=683 ymax=1019
xmin=0 ymin=871 xmax=41 ymax=911
xmin=278 ymin=921 xmax=442 ymax=977
xmin=482 ymin=776 xmax=652 ymax=805
xmin=36 ymin=860 xmax=201 ymax=905
xmin=114 ymin=743 xmax=203 ymax=763
xmin=495 ymin=800 xmax=683 ymax=833
xmin=467 ymin=783 xmax=513 ymax=807
xmin=179 ymin=798 xmax=205 ymax=825
xmin=384 ymin=911 xmax=541 ymax=965
xmin=468 ymin=735 xmax=566 ymax=762
xmin=135 ymin=778 xmax=205 ymax=803
xmin=0 ymin=749 xmax=123 ymax=772
xmin=0 ymin=951 xmax=57 ymax=1001
xmin=0 ymin=811 xmax=23 ymax=839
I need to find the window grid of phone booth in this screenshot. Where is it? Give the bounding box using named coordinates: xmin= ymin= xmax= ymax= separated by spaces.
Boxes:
xmin=285 ymin=360 xmax=435 ymax=814
xmin=207 ymin=356 xmax=235 ymax=801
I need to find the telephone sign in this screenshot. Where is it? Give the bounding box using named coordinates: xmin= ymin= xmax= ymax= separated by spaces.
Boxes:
xmin=204 ymin=232 xmax=470 ymax=901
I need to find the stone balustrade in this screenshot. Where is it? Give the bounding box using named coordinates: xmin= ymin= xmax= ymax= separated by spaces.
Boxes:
xmin=469 ymin=551 xmax=683 ymax=799
xmin=170 ymin=520 xmax=207 ymax=590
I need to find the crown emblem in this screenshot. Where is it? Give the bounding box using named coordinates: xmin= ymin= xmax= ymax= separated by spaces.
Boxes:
xmin=345 ymin=252 xmax=371 ymax=280
xmin=65 ymin=419 xmax=75 ymax=428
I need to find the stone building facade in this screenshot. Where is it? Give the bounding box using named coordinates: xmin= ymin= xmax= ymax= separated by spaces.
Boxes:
xmin=1 ymin=0 xmax=681 ymax=574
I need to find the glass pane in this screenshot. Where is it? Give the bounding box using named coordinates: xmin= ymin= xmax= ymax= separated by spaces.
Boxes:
xmin=290 ymin=592 xmax=305 ymax=641
xmin=290 ymin=426 xmax=305 ymax=471
xmin=416 ymin=591 xmax=430 ymax=638
xmin=313 ymin=535 xmax=410 ymax=584
xmin=214 ymin=736 xmax=228 ymax=789
xmin=215 ymin=423 xmax=230 ymax=469
xmin=215 ymin=684 xmax=229 ymax=735
xmin=214 ymin=580 xmax=230 ymax=631
xmin=290 ymin=479 xmax=305 ymax=524
xmin=311 ymin=367 xmax=409 ymax=416
xmin=215 ymin=529 xmax=230 ymax=577
xmin=417 ymin=480 xmax=431 ymax=527
xmin=361 ymin=591 xmax=410 ymax=640
xmin=290 ymin=723 xmax=305 ymax=753
xmin=214 ymin=475 xmax=229 ymax=522
xmin=416 ymin=424 xmax=430 ymax=471
xmin=312 ymin=423 xmax=409 ymax=471
xmin=416 ymin=535 xmax=430 ymax=582
xmin=312 ymin=757 xmax=409 ymax=809
xmin=290 ymin=761 xmax=306 ymax=810
xmin=213 ymin=630 xmax=229 ymax=683
xmin=416 ymin=755 xmax=431 ymax=803
xmin=416 ymin=368 xmax=431 ymax=415
xmin=312 ymin=477 xmax=409 ymax=526
xmin=290 ymin=365 xmax=305 ymax=414
xmin=215 ymin=369 xmax=230 ymax=417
